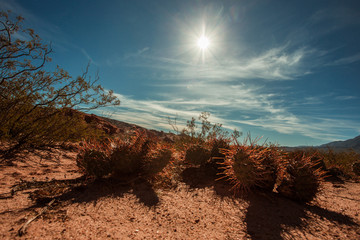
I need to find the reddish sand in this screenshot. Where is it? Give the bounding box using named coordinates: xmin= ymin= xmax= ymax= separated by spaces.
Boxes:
xmin=1 ymin=148 xmax=359 ymax=239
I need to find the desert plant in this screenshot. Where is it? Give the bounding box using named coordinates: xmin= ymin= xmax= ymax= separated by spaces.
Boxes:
xmin=276 ymin=152 xmax=326 ymax=203
xmin=148 ymin=150 xmax=182 ymax=189
xmin=219 ymin=142 xmax=279 ymax=193
xmin=77 ymin=150 xmax=111 ymax=178
xmin=287 ymin=149 xmax=327 ymax=172
xmin=0 ymin=11 xmax=120 ymax=154
xmin=208 ymin=138 xmax=230 ymax=170
xmin=109 ymin=130 xmax=151 ymax=179
xmin=111 ymin=132 xmax=173 ymax=179
xmin=321 ymin=149 xmax=359 ymax=177
xmin=168 ymin=112 xmax=234 ymax=151
xmin=352 ymin=162 xmax=360 ymax=176
xmin=76 ymin=138 xmax=113 ymax=178
xmin=184 ymin=144 xmax=211 ymax=166
xmin=76 ymin=130 xmax=173 ymax=180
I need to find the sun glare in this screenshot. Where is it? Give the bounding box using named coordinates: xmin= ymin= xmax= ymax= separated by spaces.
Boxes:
xmin=197 ymin=36 xmax=210 ymax=50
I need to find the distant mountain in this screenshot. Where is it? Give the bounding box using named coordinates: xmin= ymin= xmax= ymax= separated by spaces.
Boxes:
xmin=279 ymin=135 xmax=360 ymax=153
xmin=318 ymin=135 xmax=360 ymax=152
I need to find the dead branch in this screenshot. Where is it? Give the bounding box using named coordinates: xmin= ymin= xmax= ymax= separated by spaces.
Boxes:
xmin=18 ymin=199 xmax=55 ymax=236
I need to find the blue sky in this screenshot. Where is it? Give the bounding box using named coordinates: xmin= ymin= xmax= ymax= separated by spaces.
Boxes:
xmin=1 ymin=0 xmax=360 ymax=146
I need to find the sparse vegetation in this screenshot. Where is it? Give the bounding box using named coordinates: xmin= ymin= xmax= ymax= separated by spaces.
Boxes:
xmin=0 ymin=11 xmax=120 ymax=155
xmin=277 ymin=152 xmax=327 ymax=202
xmin=219 ymin=137 xmax=279 ymax=193
xmin=184 ymin=144 xmax=211 ymax=166
xmin=1 ymin=11 xmax=358 ymax=210
xmin=76 ymin=130 xmax=173 ymax=181
xmin=321 ymin=148 xmax=360 ymax=178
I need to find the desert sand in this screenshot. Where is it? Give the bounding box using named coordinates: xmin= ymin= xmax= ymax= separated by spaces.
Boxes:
xmin=1 ymin=148 xmax=359 ymax=240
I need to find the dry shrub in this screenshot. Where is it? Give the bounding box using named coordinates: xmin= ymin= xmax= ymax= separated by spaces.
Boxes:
xmin=277 ymin=152 xmax=326 ymax=203
xmin=76 ymin=138 xmax=113 ymax=178
xmin=287 ymin=148 xmax=360 ymax=180
xmin=220 ymin=144 xmax=279 ymax=193
xmin=321 ymin=149 xmax=360 ymax=178
xmin=0 ymin=12 xmax=119 ymax=153
xmin=184 ymin=144 xmax=211 ymax=166
xmin=110 ymin=131 xmax=150 ymax=179
xmin=148 ymin=149 xmax=182 ymax=189
xmin=76 ymin=130 xmax=172 ymax=180
xmin=287 ymin=149 xmax=327 ymax=172
xmin=352 ymin=162 xmax=360 ymax=176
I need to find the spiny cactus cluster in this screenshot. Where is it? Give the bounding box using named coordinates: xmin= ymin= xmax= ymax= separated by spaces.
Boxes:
xmin=185 ymin=134 xmax=326 ymax=202
xmin=219 ymin=144 xmax=279 ymax=193
xmin=218 ymin=143 xmax=327 ymax=202
xmin=76 ymin=130 xmax=173 ymax=180
xmin=76 ymin=120 xmax=334 ymax=203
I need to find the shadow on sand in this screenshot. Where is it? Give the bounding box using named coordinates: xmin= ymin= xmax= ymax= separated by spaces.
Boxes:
xmin=13 ymin=176 xmax=160 ymax=213
xmin=61 ymin=177 xmax=160 ymax=208
xmin=245 ymin=191 xmax=358 ymax=239
xmin=181 ymin=166 xmax=359 ymax=239
xmin=181 ymin=166 xmax=233 ymax=197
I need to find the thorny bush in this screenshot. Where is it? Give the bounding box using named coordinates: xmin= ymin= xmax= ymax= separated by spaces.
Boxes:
xmin=76 ymin=130 xmax=173 ymax=180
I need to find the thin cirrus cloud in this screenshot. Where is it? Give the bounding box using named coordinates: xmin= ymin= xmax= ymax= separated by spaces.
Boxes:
xmin=99 ymin=88 xmax=358 ymax=143
xmin=335 ymin=95 xmax=358 ymax=101
xmin=3 ymin=0 xmax=358 ymax=145
xmin=99 ymin=40 xmax=359 ymax=143
xmin=328 ymin=52 xmax=360 ymax=66
xmin=131 ymin=44 xmax=311 ymax=82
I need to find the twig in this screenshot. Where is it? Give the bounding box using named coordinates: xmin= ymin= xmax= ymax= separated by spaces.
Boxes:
xmin=18 ymin=199 xmax=55 ymax=236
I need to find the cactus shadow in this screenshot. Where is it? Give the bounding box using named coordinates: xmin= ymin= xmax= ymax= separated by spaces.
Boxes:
xmin=244 ymin=192 xmax=358 ymax=239
xmin=25 ymin=176 xmax=160 ymax=209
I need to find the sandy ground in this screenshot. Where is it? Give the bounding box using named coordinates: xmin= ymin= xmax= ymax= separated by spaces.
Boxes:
xmin=1 ymin=149 xmax=360 ymax=240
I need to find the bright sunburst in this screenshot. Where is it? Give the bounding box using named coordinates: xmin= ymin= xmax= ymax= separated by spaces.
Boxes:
xmin=197 ymin=36 xmax=210 ymax=50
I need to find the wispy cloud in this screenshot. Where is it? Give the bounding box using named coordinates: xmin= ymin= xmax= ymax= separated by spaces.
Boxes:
xmin=0 ymin=0 xmax=63 ymax=40
xmin=233 ymin=114 xmax=360 ymax=142
xmin=124 ymin=47 xmax=150 ymax=59
xmin=96 ymin=85 xmax=359 ymax=144
xmin=131 ymin=44 xmax=311 ymax=81
xmin=99 ymin=38 xmax=360 ymax=144
xmin=95 ymin=92 xmax=241 ymax=132
xmin=335 ymin=95 xmax=358 ymax=101
xmin=329 ymin=53 xmax=360 ymax=66
xmin=0 ymin=0 xmax=100 ymax=68
xmin=80 ymin=48 xmax=98 ymax=66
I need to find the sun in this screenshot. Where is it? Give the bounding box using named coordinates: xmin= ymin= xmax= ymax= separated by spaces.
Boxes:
xmin=197 ymin=36 xmax=210 ymax=50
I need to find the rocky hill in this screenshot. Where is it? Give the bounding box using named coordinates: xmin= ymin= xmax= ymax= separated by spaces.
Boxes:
xmin=318 ymin=135 xmax=360 ymax=152
xmin=66 ymin=109 xmax=175 ymax=141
